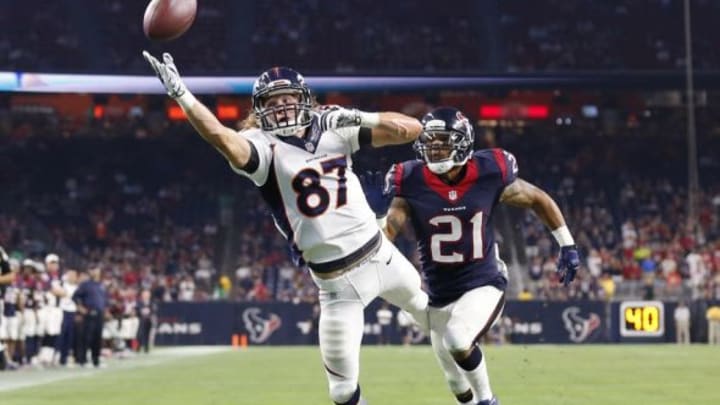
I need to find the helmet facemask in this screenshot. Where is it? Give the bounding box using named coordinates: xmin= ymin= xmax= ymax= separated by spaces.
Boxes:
xmin=254 ymin=89 xmax=313 ymax=137
xmin=414 ymin=130 xmax=473 ymax=175
xmin=252 ymin=67 xmax=314 ymax=137
xmin=416 ymin=109 xmax=475 ymax=175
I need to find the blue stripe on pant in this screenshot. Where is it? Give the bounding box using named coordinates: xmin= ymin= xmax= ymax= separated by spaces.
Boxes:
xmin=57 ymin=311 xmax=76 ymax=365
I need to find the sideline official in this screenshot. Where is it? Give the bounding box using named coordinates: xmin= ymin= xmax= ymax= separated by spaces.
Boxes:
xmin=135 ymin=289 xmax=156 ymax=353
xmin=72 ymin=266 xmax=108 ymax=368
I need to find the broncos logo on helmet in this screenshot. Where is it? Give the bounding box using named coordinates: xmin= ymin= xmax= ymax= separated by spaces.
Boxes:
xmin=242 ymin=307 xmax=282 ymax=343
xmin=252 ymin=66 xmax=313 ymax=137
xmin=414 ymin=107 xmax=475 ymax=175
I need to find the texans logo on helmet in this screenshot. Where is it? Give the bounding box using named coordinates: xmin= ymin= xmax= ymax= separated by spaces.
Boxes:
xmin=242 ymin=308 xmax=282 ymax=343
xmin=562 ymin=306 xmax=601 ymax=343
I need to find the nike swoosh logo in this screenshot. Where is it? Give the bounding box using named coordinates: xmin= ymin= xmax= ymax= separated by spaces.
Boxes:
xmin=386 ymin=252 xmax=393 ymax=265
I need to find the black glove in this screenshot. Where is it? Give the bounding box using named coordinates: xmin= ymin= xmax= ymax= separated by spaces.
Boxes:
xmin=557 ymin=245 xmax=580 ymax=286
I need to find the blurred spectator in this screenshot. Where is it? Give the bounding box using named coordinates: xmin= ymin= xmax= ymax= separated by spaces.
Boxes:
xmin=707 ymin=305 xmax=720 ymax=345
xmin=674 ymin=301 xmax=691 ymax=344
xmin=135 ymin=289 xmax=155 ymax=354
xmin=247 ymin=279 xmax=269 ymax=302
xmin=599 ymin=274 xmax=615 ymax=301
xmin=178 ymin=275 xmax=195 ymax=302
xmin=517 ymin=288 xmax=534 ymax=301
xmin=376 ymin=303 xmax=393 ymax=345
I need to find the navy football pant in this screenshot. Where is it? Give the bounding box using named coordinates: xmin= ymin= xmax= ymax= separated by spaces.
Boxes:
xmin=82 ymin=314 xmax=103 ymax=366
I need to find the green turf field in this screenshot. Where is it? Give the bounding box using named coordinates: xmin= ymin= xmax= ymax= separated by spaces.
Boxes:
xmin=1 ymin=345 xmax=718 ymax=405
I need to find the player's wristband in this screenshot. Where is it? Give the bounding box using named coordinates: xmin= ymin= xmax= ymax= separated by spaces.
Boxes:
xmin=376 ymin=216 xmax=388 ymax=229
xmin=358 ymin=111 xmax=380 ymax=128
xmin=176 ymin=91 xmax=196 ymax=110
xmin=551 ymin=225 xmax=575 ymax=247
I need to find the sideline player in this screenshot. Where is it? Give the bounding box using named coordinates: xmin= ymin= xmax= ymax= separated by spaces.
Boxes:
xmin=143 ymin=51 xmax=429 ymax=405
xmin=362 ymin=107 xmax=580 ymax=404
xmin=0 ymin=246 xmax=17 ymax=369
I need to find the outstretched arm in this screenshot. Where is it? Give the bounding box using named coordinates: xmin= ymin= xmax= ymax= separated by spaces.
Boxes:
xmin=500 ymin=178 xmax=580 ymax=285
xmin=318 ymin=108 xmax=422 ymax=147
xmin=179 ymin=97 xmax=254 ymax=169
xmin=142 ymin=51 xmax=254 ymax=170
xmin=369 ymin=112 xmax=423 ymax=147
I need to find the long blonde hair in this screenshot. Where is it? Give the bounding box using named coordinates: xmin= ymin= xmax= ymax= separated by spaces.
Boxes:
xmin=240 ymin=110 xmax=259 ymax=130
xmin=239 ymin=97 xmax=321 ymax=131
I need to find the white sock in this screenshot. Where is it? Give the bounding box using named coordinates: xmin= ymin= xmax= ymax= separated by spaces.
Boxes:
xmin=462 ymin=350 xmax=493 ymax=401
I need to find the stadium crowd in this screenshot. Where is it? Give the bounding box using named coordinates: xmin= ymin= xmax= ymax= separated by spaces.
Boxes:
xmin=500 ymin=0 xmax=720 ymax=71
xmin=518 ymin=135 xmax=720 ymax=302
xmin=2 ymin=99 xmax=720 ymax=369
xmin=3 ymin=0 xmax=720 ymax=74
xmin=2 ymin=105 xmax=719 ymax=305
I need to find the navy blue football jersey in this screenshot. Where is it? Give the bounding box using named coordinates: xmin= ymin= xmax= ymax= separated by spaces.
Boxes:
xmin=391 ymin=148 xmax=518 ymax=307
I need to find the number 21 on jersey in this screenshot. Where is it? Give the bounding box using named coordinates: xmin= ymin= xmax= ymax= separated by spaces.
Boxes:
xmin=429 ymin=212 xmax=484 ymax=263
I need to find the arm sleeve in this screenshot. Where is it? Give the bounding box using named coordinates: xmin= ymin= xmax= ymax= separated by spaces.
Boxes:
xmin=229 ymin=130 xmax=272 ymax=186
xmin=238 ymin=142 xmax=260 ymax=174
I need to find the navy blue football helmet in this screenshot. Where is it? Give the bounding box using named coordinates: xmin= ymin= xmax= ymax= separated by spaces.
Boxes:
xmin=414 ymin=107 xmax=475 ymax=174
xmin=252 ymin=67 xmax=313 ymax=136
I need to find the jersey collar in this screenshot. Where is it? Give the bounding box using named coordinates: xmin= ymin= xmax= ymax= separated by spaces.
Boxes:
xmin=275 ymin=115 xmax=323 ymax=154
xmin=422 ymin=160 xmax=480 ymax=204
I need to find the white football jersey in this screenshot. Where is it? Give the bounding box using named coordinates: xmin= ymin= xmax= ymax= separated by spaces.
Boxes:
xmin=231 ymin=117 xmax=378 ymax=265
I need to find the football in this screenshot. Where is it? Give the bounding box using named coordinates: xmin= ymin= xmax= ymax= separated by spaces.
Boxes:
xmin=143 ymin=0 xmax=197 ymax=41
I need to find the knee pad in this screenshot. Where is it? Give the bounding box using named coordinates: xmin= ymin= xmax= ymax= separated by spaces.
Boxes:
xmin=455 ymin=388 xmax=474 ymax=404
xmin=329 ymin=382 xmax=359 ymax=404
xmin=454 ymin=345 xmax=482 ymax=371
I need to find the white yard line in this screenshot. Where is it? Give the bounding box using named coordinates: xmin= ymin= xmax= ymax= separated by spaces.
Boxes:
xmin=0 ymin=346 xmax=231 ymax=393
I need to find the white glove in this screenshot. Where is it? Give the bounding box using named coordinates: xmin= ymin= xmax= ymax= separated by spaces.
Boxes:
xmin=318 ymin=106 xmax=379 ymax=132
xmin=142 ymin=51 xmax=188 ymax=99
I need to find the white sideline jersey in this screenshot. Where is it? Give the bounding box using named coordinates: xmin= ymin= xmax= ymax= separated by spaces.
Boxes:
xmin=231 ymin=118 xmax=377 ymax=265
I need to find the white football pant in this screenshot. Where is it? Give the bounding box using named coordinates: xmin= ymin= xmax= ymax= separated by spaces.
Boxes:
xmin=428 ymin=285 xmax=505 ymax=399
xmin=311 ymin=234 xmax=428 ymax=404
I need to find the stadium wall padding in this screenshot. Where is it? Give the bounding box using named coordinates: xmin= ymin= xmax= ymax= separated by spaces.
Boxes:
xmin=155 ymin=300 xmax=716 ymax=346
